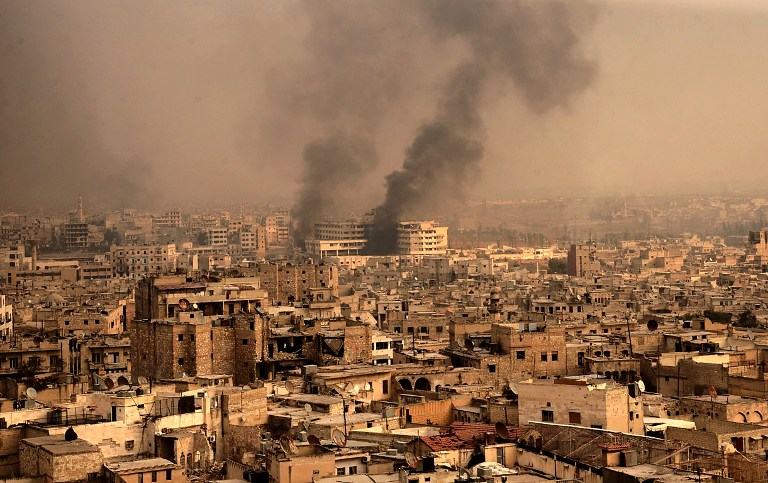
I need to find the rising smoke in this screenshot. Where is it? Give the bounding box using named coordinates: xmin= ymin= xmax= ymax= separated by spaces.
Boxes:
xmin=363 ymin=0 xmax=598 ymax=254
xmin=293 ymin=134 xmax=377 ymax=246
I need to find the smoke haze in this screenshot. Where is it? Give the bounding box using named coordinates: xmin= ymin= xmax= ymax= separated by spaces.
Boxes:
xmin=2 ymin=1 xmax=768 ymax=213
xmin=365 ymin=0 xmax=596 ymax=253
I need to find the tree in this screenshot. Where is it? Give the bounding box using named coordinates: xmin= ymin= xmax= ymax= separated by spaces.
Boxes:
xmin=548 ymin=258 xmax=567 ymax=274
xmin=734 ymin=310 xmax=759 ymax=328
xmin=703 ymin=310 xmax=731 ymax=324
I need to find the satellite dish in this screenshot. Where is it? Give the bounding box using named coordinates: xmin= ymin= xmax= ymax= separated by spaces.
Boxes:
xmin=495 ymin=422 xmax=510 ymax=440
xmin=331 ymin=428 xmax=347 ymax=447
xmin=285 ymin=381 xmax=295 ymax=393
xmin=646 ymin=319 xmax=658 ymax=332
xmin=26 ymin=387 xmax=38 ymax=400
xmin=279 ymin=435 xmax=297 ymax=455
xmin=464 ymin=339 xmax=475 ymax=351
xmin=178 ymin=299 xmax=190 ymax=311
xmin=308 ymin=434 xmax=320 ymax=446
xmin=405 ymin=452 xmax=418 ymax=469
xmin=637 ymin=380 xmax=646 ymax=393
xmin=304 ymin=403 xmax=312 ymax=413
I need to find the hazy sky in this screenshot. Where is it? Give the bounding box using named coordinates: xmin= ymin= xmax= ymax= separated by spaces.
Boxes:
xmin=1 ymin=0 xmax=768 ymax=212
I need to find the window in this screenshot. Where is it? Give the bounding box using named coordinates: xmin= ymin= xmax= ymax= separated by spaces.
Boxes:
xmin=569 ymin=412 xmax=581 ymax=424
xmin=541 ymin=353 xmax=548 ymax=362
xmin=126 ymin=440 xmax=135 ymax=450
xmin=178 ymin=358 xmax=184 ymax=365
xmin=541 ymin=410 xmax=554 ymax=422
xmin=551 ymin=352 xmax=558 ymax=362
xmin=9 ymin=358 xmax=18 ymax=369
xmin=337 ymin=468 xmax=346 ymax=476
xmin=178 ymin=334 xmax=184 ymax=341
xmin=436 ymin=326 xmax=443 ymax=333
xmin=138 ymin=474 xmax=144 ymax=483
xmin=349 ymin=467 xmax=357 ymax=475
xmin=190 ymin=334 xmax=195 ymax=342
xmin=488 ymin=364 xmax=496 ymax=373
xmin=383 ymin=380 xmax=389 ymax=394
xmin=151 ymin=471 xmax=157 ymax=482
xmin=517 ymin=351 xmax=525 ymax=360
xmin=407 ymin=327 xmax=414 ymax=334
xmin=166 ymin=470 xmax=172 ymax=480
xmin=243 ymin=339 xmax=248 ymax=346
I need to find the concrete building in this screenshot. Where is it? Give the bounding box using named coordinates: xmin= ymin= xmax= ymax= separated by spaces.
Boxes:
xmin=253 ymin=262 xmax=338 ymax=306
xmin=306 ymin=220 xmax=368 ymax=258
xmin=517 ymin=377 xmax=644 ymax=434
xmin=153 ymin=211 xmax=182 ymax=228
xmin=135 ymin=275 xmax=269 ymax=322
xmin=266 ymin=210 xmax=291 ymax=246
xmin=132 ymin=310 xmax=267 ymax=384
xmin=104 ymin=458 xmax=187 ymax=483
xmin=110 ymin=244 xmax=178 ymax=279
xmin=396 ymin=221 xmax=448 ymax=257
xmin=567 ymin=243 xmax=600 ymax=278
xmin=235 ymin=225 xmax=267 ymax=255
xmin=0 ymin=295 xmax=12 ymax=342
xmin=206 ymin=227 xmax=228 ymax=247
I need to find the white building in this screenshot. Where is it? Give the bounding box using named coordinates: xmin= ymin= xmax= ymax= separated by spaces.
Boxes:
xmin=397 ymin=221 xmax=448 ymax=256
xmin=306 ymin=220 xmax=368 ymax=258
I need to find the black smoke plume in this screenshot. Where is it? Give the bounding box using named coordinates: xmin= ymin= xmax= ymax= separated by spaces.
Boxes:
xmin=365 ymin=0 xmax=597 ymax=254
xmin=293 ymin=134 xmax=377 ymax=246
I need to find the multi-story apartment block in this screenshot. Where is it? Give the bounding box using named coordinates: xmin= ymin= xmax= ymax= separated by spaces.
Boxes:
xmin=110 ymin=244 xmax=178 ymax=279
xmin=135 ymin=275 xmax=269 ymax=321
xmin=306 ymin=220 xmax=368 ymax=258
xmin=132 ymin=310 xmax=267 ymax=384
xmin=0 ymin=295 xmax=12 ymax=342
xmin=265 ymin=210 xmax=291 ymax=245
xmin=153 ymin=210 xmax=181 ymax=228
xmin=567 ymin=243 xmax=600 ymax=278
xmin=396 ymin=220 xmax=449 ymax=257
xmin=253 ymin=262 xmax=338 ymax=306
xmin=206 ymin=227 xmax=228 ymax=247
xmin=234 ymin=225 xmax=266 ymax=255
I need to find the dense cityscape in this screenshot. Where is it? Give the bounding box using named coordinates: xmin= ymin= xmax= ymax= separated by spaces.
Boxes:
xmin=0 ymin=193 xmax=765 ymax=482
xmin=4 ymin=0 xmax=768 ymax=482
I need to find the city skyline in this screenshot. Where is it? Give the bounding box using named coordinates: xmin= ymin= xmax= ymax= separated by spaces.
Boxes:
xmin=2 ymin=0 xmax=768 ymax=214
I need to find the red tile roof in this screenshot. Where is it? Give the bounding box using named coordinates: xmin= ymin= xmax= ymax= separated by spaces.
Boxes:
xmin=419 ymin=423 xmax=527 ymax=452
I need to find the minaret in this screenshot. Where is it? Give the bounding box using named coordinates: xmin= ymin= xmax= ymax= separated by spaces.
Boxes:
xmin=77 ymin=196 xmax=84 ymax=223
